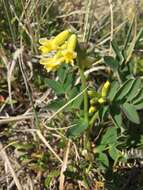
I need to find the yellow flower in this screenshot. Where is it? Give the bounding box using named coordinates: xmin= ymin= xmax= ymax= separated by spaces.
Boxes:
xmin=89 ymin=106 xmax=96 ymax=114
xmin=98 ymin=97 xmax=106 ymax=104
xmin=39 ymin=30 xmax=78 ymax=72
xmin=62 ymin=34 xmax=77 ymax=64
xmin=101 ymin=81 xmax=110 ymax=97
xmin=40 ymin=56 xmax=64 ymax=72
xmin=39 ymin=30 xmax=70 ymax=54
xmin=39 ymin=40 xmax=55 ymax=54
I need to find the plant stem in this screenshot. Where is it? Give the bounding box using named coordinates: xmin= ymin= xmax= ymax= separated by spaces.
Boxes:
xmin=79 ymin=67 xmax=89 ymax=124
xmin=89 ymin=111 xmax=98 ymax=128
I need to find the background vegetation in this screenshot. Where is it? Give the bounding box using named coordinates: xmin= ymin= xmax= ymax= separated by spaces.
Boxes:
xmin=0 ymin=0 xmax=143 ymax=189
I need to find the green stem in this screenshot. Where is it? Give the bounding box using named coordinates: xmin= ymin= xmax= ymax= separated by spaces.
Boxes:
xmin=79 ymin=67 xmax=89 ymax=124
xmin=89 ymin=111 xmax=98 ymax=128
xmin=116 ymin=71 xmax=122 ymax=84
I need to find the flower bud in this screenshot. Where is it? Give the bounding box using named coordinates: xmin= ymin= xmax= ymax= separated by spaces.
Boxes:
xmin=89 ymin=106 xmax=96 ymax=114
xmin=53 ymin=30 xmax=71 ymax=46
xmin=90 ymin=98 xmax=96 ymax=105
xmin=101 ymin=81 xmax=110 ymax=97
xmin=98 ymin=97 xmax=106 ymax=104
xmin=88 ymin=90 xmax=100 ymax=98
xmin=67 ymin=34 xmax=77 ymax=51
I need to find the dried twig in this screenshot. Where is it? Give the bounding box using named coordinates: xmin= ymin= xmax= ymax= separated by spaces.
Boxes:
xmin=59 ymin=140 xmax=71 ymax=190
xmin=36 ymin=130 xmax=63 ymax=164
xmin=0 ymin=143 xmax=22 ymax=190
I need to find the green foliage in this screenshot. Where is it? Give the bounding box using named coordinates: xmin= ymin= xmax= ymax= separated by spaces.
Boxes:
xmin=97 ymin=152 xmax=109 ymax=169
xmin=104 ymin=56 xmax=119 ymax=71
xmin=66 ymin=118 xmax=88 ymax=138
xmin=121 ymin=103 xmax=140 ymax=124
xmin=113 ymin=79 xmax=135 ymax=102
xmin=44 ymin=170 xmax=60 ymax=188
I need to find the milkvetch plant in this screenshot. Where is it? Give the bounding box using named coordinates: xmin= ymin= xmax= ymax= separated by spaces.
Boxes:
xmin=38 ymin=26 xmax=143 ymax=174
xmin=39 ymin=29 xmax=91 ymax=140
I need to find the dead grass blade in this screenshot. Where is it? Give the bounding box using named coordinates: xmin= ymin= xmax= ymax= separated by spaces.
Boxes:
xmin=59 ymin=140 xmax=71 ymax=190
xmin=0 ymin=143 xmax=22 ymax=190
xmin=36 ymin=130 xmax=63 ymax=164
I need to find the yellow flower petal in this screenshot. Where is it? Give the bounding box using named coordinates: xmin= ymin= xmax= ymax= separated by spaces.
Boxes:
xmin=39 ymin=45 xmax=52 ymax=54
xmin=62 ymin=49 xmax=77 ymax=64
xmin=39 ymin=30 xmax=71 ymax=54
xmin=39 ymin=38 xmax=49 ymax=45
xmin=40 ymin=57 xmax=64 ymax=72
xmin=39 ymin=40 xmax=57 ymax=54
xmin=53 ymin=30 xmax=70 ymax=46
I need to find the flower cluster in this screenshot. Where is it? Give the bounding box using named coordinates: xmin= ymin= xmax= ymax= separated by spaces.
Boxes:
xmin=88 ymin=81 xmax=110 ymax=115
xmin=39 ymin=30 xmax=77 ymax=72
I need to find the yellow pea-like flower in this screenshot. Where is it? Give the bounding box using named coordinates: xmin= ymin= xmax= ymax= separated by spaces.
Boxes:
xmin=89 ymin=106 xmax=96 ymax=114
xmin=39 ymin=30 xmax=78 ymax=72
xmin=62 ymin=34 xmax=77 ymax=64
xmin=101 ymin=81 xmax=110 ymax=97
xmin=40 ymin=56 xmax=64 ymax=72
xmin=39 ymin=30 xmax=70 ymax=54
xmin=39 ymin=39 xmax=57 ymax=54
xmin=58 ymin=41 xmax=67 ymax=50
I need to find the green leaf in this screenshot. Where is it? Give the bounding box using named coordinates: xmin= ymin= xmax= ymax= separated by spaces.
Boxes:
xmin=110 ymin=105 xmax=122 ymax=128
xmin=127 ymin=78 xmax=142 ymax=101
xmin=108 ymin=81 xmax=119 ymax=101
xmin=57 ymin=65 xmax=68 ymax=83
xmin=134 ymin=27 xmax=143 ymax=48
xmin=111 ymin=41 xmax=124 ymax=65
xmin=97 ymin=152 xmax=109 ymax=169
xmin=121 ymin=102 xmax=140 ymax=124
xmin=63 ymin=73 xmax=73 ymax=92
xmin=99 ymin=106 xmax=109 ymax=121
xmin=108 ymin=146 xmax=120 ymax=161
xmin=113 ymin=79 xmax=134 ymax=102
xmin=101 ymin=127 xmax=117 ymax=145
xmin=46 ymin=79 xmax=64 ymax=95
xmin=132 ymin=88 xmax=143 ymax=104
xmin=66 ymin=118 xmax=88 ymax=138
xmin=104 ymin=56 xmax=119 ymax=71
xmin=70 ymin=95 xmax=83 ymax=109
xmin=12 ymin=143 xmax=35 ymax=151
xmin=134 ymin=100 xmax=143 ymax=110
xmin=47 ymin=99 xmax=66 ymax=111
xmin=123 ymin=18 xmax=135 ymax=50
xmin=95 ymin=145 xmax=106 ymax=153
xmin=44 ymin=170 xmax=60 ymax=188
xmin=67 ymin=87 xmax=83 ymax=109
xmin=126 ymin=27 xmax=143 ymax=63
